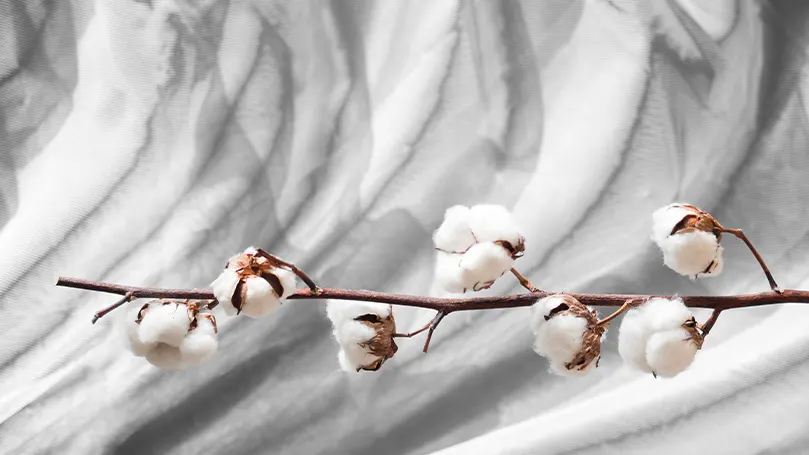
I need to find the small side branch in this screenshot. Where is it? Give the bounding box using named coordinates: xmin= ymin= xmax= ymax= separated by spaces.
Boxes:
xmin=597 ymin=299 xmax=637 ymax=327
xmin=511 ymin=268 xmax=540 ymax=293
xmin=255 ymin=249 xmax=320 ymax=292
xmin=720 ymin=228 xmax=780 ymax=293
xmin=422 ymin=311 xmax=447 ymax=353
xmin=92 ymin=291 xmax=135 ymax=324
xmin=699 ymin=308 xmax=723 ymax=336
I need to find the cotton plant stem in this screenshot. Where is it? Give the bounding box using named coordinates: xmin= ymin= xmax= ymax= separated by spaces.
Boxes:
xmin=719 ymin=228 xmax=781 ymax=293
xmin=255 ymin=248 xmax=320 ymax=292
xmin=511 ymin=268 xmax=540 ymax=292
xmin=699 ymin=308 xmax=723 ymax=336
xmin=596 ymin=299 xmax=637 ymax=327
xmin=91 ymin=291 xmax=135 ymax=324
xmin=422 ymin=311 xmax=447 ymax=353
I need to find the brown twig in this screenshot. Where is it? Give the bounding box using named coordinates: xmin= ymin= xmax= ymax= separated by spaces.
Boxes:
xmin=718 ymin=228 xmax=781 ymax=293
xmin=596 ymin=299 xmax=638 ymax=327
xmin=92 ymin=291 xmax=135 ymax=324
xmin=255 ymin=248 xmax=320 ymax=292
xmin=511 ymin=268 xmax=540 ymax=292
xmin=422 ymin=311 xmax=447 ymax=353
xmin=699 ymin=308 xmax=723 ymax=336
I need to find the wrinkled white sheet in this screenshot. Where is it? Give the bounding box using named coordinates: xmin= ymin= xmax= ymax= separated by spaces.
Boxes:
xmin=2 ymin=1 xmax=809 ymax=454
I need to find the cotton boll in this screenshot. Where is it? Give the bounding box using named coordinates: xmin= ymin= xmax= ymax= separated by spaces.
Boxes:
xmin=660 ymin=231 xmax=722 ymax=277
xmin=467 ymin=204 xmax=522 ymax=246
xmin=138 ymin=302 xmax=191 ymax=347
xmin=533 ymin=313 xmax=588 ymax=364
xmin=122 ymin=306 xmax=156 ymax=357
xmin=334 ymin=323 xmax=382 ymax=373
xmin=646 ymin=329 xmax=699 ymax=377
xmin=434 ymin=251 xmax=466 ymax=293
xmin=459 ymin=242 xmax=514 ymax=291
xmin=617 ymin=309 xmax=654 ymax=373
xmin=240 ymin=276 xmax=281 ymax=318
xmin=180 ymin=316 xmax=218 ymax=366
xmin=640 ymin=297 xmax=693 ymax=332
xmin=145 ymin=343 xmax=186 ymax=371
xmin=211 ymin=269 xmax=241 ymax=316
xmin=433 ymin=205 xmax=476 ymax=253
xmin=651 ymin=204 xmax=692 ymax=245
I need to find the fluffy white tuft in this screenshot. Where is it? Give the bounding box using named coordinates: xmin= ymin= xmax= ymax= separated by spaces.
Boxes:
xmin=123 ymin=305 xmax=156 ymax=357
xmin=640 ymin=297 xmax=693 ymax=331
xmin=433 ymin=205 xmax=476 ymax=253
xmin=179 ymin=316 xmax=218 ymax=366
xmin=145 ymin=343 xmax=185 ymax=371
xmin=651 ymin=204 xmax=692 ymax=245
xmin=467 ymin=204 xmax=522 ymax=246
xmin=434 ymin=251 xmax=466 ymax=293
xmin=138 ymin=302 xmax=192 ymax=347
xmin=274 ymin=268 xmax=298 ymax=300
xmin=326 ymin=301 xmax=391 ymax=327
xmin=645 ymin=329 xmax=698 ymax=377
xmin=659 ymin=231 xmax=723 ymax=277
xmin=529 ymin=296 xmax=566 ymax=334
xmin=533 ymin=313 xmax=588 ymax=365
xmin=459 ymin=242 xmax=514 ymax=291
xmin=211 ymin=269 xmax=241 ymax=316
xmin=618 ymin=298 xmax=698 ymax=377
xmin=240 ymin=276 xmax=281 ymax=318
xmin=617 ymin=308 xmax=655 ymax=373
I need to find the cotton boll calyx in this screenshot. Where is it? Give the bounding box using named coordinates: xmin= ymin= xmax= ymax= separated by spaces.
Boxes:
xmin=530 ymin=295 xmax=604 ymax=375
xmin=211 ymin=247 xmax=298 ymax=318
xmin=618 ymin=297 xmax=704 ymax=378
xmin=327 ymin=301 xmax=398 ymax=372
xmin=651 ymin=203 xmax=724 ymax=278
xmin=459 ymin=242 xmax=514 ymax=291
xmin=433 ymin=205 xmax=476 ymax=253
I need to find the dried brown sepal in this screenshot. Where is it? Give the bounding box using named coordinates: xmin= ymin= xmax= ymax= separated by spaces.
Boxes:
xmin=232 ymin=280 xmax=247 ymax=315
xmin=495 ymin=235 xmax=526 ymax=259
xmin=682 ymin=316 xmax=704 ymax=350
xmin=669 ymin=204 xmax=722 ymax=240
xmin=135 ymin=302 xmax=154 ymax=324
xmin=261 ymin=271 xmax=285 ymax=297
xmin=354 ymin=305 xmax=398 ymax=372
xmin=546 ymin=295 xmax=605 ymax=372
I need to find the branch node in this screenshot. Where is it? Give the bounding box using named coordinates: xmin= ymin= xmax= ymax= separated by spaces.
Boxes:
xmin=510 ymin=268 xmax=540 ymax=293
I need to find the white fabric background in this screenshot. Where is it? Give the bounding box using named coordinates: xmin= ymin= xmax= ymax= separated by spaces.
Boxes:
xmin=2 ymin=0 xmax=809 ymax=454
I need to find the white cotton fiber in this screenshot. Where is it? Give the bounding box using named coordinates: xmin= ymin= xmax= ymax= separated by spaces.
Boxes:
xmin=274 ymin=268 xmax=298 ymax=300
xmin=467 ymin=204 xmax=522 ymax=246
xmin=138 ymin=302 xmax=192 ymax=347
xmin=617 ymin=309 xmax=654 ymax=373
xmin=211 ymin=269 xmax=241 ymax=315
xmin=533 ymin=313 xmax=588 ymax=365
xmin=240 ymin=276 xmax=281 ymax=318
xmin=645 ymin=329 xmax=698 ymax=377
xmin=640 ymin=297 xmax=693 ymax=332
xmin=433 ymin=205 xmax=476 ymax=253
xmin=651 ymin=204 xmax=692 ymax=245
xmin=333 ymin=318 xmax=377 ymax=347
xmin=660 ymin=231 xmax=723 ymax=277
xmin=459 ymin=242 xmax=514 ymax=291
xmin=326 ymin=301 xmax=391 ymax=326
xmin=434 ymin=251 xmax=466 ymax=293
xmin=618 ymin=298 xmax=700 ymax=377
xmin=180 ymin=316 xmax=218 ymax=366
xmin=529 ymin=296 xmax=566 ymax=334
xmin=123 ymin=305 xmax=156 ymax=357
xmin=145 ymin=343 xmax=185 ymax=371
